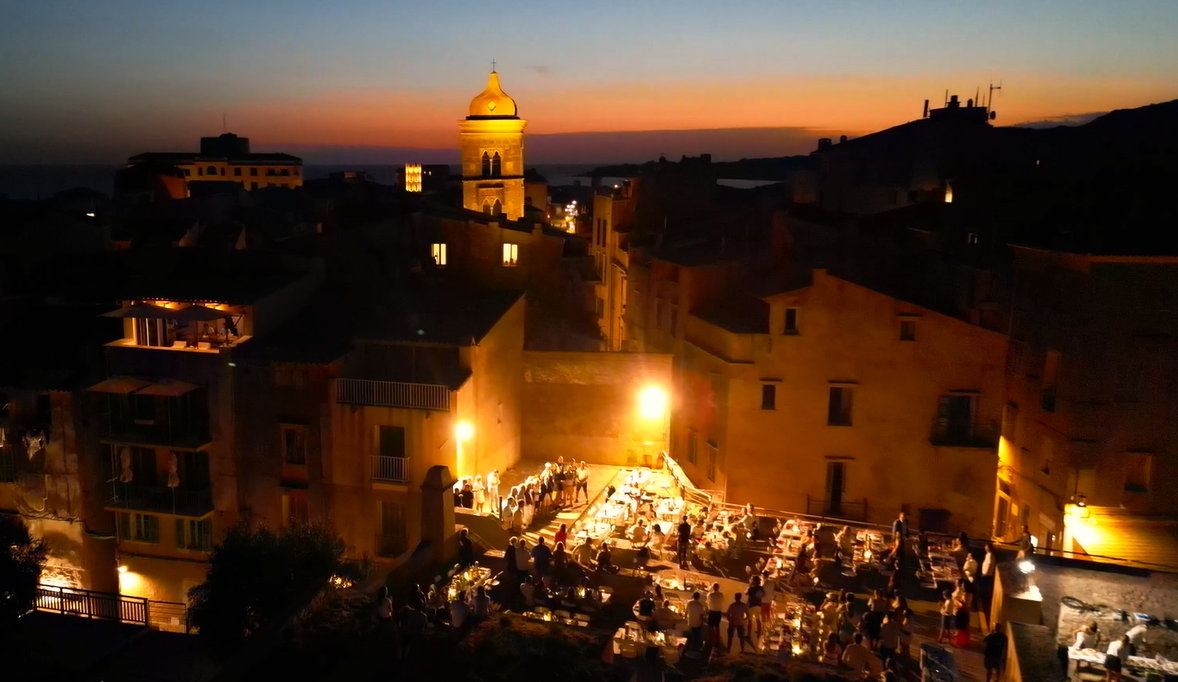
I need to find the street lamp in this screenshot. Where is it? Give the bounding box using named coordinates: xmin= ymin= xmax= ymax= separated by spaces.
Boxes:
xmin=639 ymin=386 xmax=667 ymax=420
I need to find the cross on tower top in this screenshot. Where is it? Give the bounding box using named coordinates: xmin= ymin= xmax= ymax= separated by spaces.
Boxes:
xmin=491 ymin=59 xmax=496 ymax=73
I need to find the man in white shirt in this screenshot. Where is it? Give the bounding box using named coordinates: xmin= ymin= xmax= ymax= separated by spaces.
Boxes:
xmin=686 ymin=592 xmax=706 ymax=650
xmin=706 ymin=583 xmax=725 ymax=646
xmin=878 ymin=613 xmax=902 ymax=665
xmin=450 ymin=596 xmax=470 ymax=630
xmin=486 ymin=469 xmax=500 ymax=513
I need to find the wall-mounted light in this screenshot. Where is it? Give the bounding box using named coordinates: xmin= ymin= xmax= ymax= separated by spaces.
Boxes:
xmin=639 ymin=386 xmax=668 ymax=420
xmin=455 ymin=421 xmax=474 ymax=441
xmin=118 ymin=565 xmax=128 ymax=574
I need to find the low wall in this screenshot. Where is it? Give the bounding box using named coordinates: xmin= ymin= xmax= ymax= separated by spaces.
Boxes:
xmin=521 ymin=351 xmax=673 ymax=467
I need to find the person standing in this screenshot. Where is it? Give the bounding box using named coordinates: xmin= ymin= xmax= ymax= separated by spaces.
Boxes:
xmin=746 ymin=575 xmax=766 ymax=643
xmin=677 ymin=517 xmax=692 ymax=568
xmin=472 ymin=475 xmax=486 ymax=514
xmin=486 ymin=469 xmax=500 ymax=514
xmin=531 ymin=536 xmax=553 ymax=579
xmin=983 ymin=624 xmax=1007 ymax=682
xmin=891 ymin=511 xmax=909 ymax=540
xmin=706 ymin=582 xmax=725 ymax=647
xmin=575 ymin=461 xmax=589 ymax=503
xmin=686 ymin=591 xmax=706 ymax=650
xmin=458 ymin=528 xmax=474 ymax=567
xmin=725 ymin=593 xmax=751 ymax=653
xmin=1105 ymin=635 xmax=1130 ymax=682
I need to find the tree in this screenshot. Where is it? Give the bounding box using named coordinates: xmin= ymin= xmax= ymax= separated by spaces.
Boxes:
xmin=187 ymin=520 xmax=345 ymax=652
xmin=462 ymin=616 xmax=624 ymax=682
xmin=0 ymin=514 xmax=49 ymax=625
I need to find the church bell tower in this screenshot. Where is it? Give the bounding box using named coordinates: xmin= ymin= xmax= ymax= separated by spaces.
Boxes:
xmin=460 ymin=69 xmax=527 ymax=220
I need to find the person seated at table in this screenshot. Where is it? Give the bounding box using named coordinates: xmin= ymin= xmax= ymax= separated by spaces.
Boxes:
xmin=692 ymin=518 xmax=706 ymax=540
xmin=472 ymin=585 xmax=492 ymax=621
xmin=655 ymin=599 xmax=677 ymax=630
xmin=636 ymin=590 xmax=657 ymax=628
xmin=595 ymin=541 xmax=616 ymax=573
xmin=698 ymin=540 xmax=717 ymax=566
xmin=572 ymin=538 xmax=595 ymax=567
xmin=649 ymin=523 xmax=666 ymax=550
xmin=629 ymin=519 xmax=649 ymax=546
xmin=519 ymin=574 xmax=539 ymax=606
xmin=740 ymin=504 xmax=758 ymax=540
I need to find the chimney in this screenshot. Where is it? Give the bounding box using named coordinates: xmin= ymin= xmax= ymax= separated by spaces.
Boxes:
xmin=923 ymin=99 xmax=930 ymax=118
xmin=839 ymin=135 xmax=848 ymax=144
xmin=949 ymin=95 xmax=960 ymax=109
xmin=817 ymin=138 xmax=832 ymax=151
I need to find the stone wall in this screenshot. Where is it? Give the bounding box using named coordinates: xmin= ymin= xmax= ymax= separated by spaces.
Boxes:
xmin=1032 ymin=560 xmax=1178 ymax=658
xmin=521 ymin=351 xmax=672 ymax=466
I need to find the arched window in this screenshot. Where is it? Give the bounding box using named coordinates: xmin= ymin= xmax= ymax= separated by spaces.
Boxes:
xmin=207 ymin=165 xmax=217 ymax=176
xmin=492 ymin=199 xmax=502 ymax=216
xmin=482 ymin=200 xmax=492 ymax=214
xmin=481 ymin=152 xmax=491 ymax=177
xmin=491 ymin=152 xmax=501 ymax=177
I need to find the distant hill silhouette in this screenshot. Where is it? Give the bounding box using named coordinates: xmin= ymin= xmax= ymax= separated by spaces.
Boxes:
xmin=582 ymin=154 xmax=814 ymax=181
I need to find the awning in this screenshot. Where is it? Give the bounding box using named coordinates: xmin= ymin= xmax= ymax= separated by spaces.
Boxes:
xmin=137 ymin=379 xmax=201 ymax=397
xmin=172 ymin=305 xmax=229 ymax=322
xmin=87 ymin=376 xmax=152 ymax=394
xmin=100 ymin=303 xmax=179 ymax=320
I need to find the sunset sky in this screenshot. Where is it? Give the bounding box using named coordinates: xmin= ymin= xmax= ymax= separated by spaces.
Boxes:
xmin=2 ymin=0 xmax=1176 ymax=164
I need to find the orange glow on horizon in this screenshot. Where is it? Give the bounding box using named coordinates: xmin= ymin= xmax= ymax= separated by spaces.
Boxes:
xmin=202 ymin=70 xmax=1178 ymax=154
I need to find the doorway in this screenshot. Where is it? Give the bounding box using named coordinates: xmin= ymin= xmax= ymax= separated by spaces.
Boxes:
xmin=826 ymin=462 xmax=846 ymax=514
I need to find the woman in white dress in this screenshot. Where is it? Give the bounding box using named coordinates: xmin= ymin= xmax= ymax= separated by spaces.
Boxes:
xmin=473 ymin=475 xmax=486 ymax=514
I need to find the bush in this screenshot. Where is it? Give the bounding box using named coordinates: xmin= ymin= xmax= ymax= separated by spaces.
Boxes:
xmin=187 ymin=520 xmax=345 ymax=651
xmin=0 ymin=515 xmax=49 ymax=625
xmin=462 ymin=615 xmax=620 ymax=682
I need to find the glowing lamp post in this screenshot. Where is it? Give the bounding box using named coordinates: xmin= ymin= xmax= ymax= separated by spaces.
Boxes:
xmin=638 ymin=386 xmax=669 ymax=467
xmin=455 ymin=421 xmax=474 ymax=478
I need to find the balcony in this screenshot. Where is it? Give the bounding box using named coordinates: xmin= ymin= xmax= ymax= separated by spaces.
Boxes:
xmin=337 ymin=379 xmax=450 ymax=412
xmin=929 ymin=418 xmax=999 ymax=449
xmin=372 ymin=455 xmax=409 ymax=484
xmin=806 ymin=496 xmax=868 ymax=522
xmin=100 ymin=421 xmax=211 ymax=451
xmin=106 ymin=483 xmax=214 ymax=517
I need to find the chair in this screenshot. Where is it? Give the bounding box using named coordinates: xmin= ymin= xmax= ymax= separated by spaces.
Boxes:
xmin=555 ymin=610 xmax=571 ymax=620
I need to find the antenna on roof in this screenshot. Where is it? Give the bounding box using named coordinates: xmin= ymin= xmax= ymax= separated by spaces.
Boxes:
xmin=944 ymin=89 xmax=949 ymax=107
xmin=987 ymin=81 xmax=1003 ymax=113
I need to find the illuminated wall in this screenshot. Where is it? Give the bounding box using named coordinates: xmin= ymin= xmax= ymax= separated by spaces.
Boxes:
xmin=459 ymin=118 xmax=527 ymax=219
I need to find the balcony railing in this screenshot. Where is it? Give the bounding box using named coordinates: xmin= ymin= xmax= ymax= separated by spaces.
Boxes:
xmin=101 ymin=421 xmax=211 ymax=450
xmin=806 ymin=496 xmax=868 ymax=522
xmin=929 ymin=418 xmax=999 ymax=449
xmin=372 ymin=455 xmax=409 ymax=484
xmin=337 ymin=378 xmax=450 ymax=411
xmin=33 ymin=584 xmax=149 ymax=626
xmin=106 ymin=482 xmax=214 ymax=517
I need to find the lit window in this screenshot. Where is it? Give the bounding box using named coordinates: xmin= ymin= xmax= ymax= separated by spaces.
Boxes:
xmin=431 ymin=243 xmax=447 ymax=267
xmin=502 ymin=243 xmax=519 ymax=267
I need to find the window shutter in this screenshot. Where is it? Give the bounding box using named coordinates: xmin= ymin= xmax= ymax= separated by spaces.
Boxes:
xmin=146 ymin=515 xmax=159 ymax=543
xmin=176 ymin=518 xmax=186 ymax=549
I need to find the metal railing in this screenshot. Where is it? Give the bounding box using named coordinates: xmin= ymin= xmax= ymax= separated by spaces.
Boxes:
xmin=336 ymin=378 xmax=450 ymax=411
xmin=805 ymin=496 xmax=869 ymax=522
xmin=33 ymin=584 xmax=149 ymax=626
xmin=929 ymin=418 xmax=1000 ymax=448
xmin=371 ymin=455 xmax=409 ymax=484
xmin=106 ymin=482 xmax=214 ymax=516
xmin=148 ymin=599 xmax=192 ymax=633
